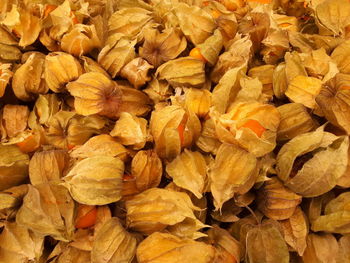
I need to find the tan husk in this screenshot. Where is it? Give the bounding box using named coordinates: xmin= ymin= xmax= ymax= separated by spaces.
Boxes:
xmin=0 ymin=63 xmax=13 ymax=98
xmin=302 ymin=233 xmax=339 ymax=263
xmin=120 ymin=58 xmax=153 ymax=89
xmin=1 ymin=104 xmax=29 ymax=138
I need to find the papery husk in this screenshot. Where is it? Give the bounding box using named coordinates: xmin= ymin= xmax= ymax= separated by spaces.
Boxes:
xmin=49 ymin=243 xmax=91 ymax=263
xmin=167 ymin=216 xmax=208 ymax=239
xmin=126 ymin=188 xmax=203 ymax=235
xmin=206 ymin=225 xmax=241 ymax=263
xmin=120 ymin=58 xmax=153 ymax=89
xmin=16 ymin=183 xmax=75 ymax=241
xmin=273 ymin=14 xmax=299 ymax=32
xmin=211 ymin=36 xmax=251 ymax=83
xmin=261 ymin=29 xmax=290 ymax=65
xmin=273 ymin=62 xmax=288 ymax=99
xmin=12 ymin=52 xmax=48 ymax=101
xmin=257 ymin=177 xmax=302 ymax=220
xmin=136 ymin=232 xmax=215 ymax=263
xmin=216 ymin=13 xmax=238 ymax=47
xmin=277 ymin=103 xmax=316 ymax=141
xmin=210 ymin=143 xmax=258 ymax=210
xmin=150 ymin=105 xmax=201 ymax=160
xmin=70 ymin=134 xmax=128 ymax=162
xmin=67 ymin=72 xmax=122 ymax=118
xmin=45 ymin=111 xmax=106 ymax=149
xmin=110 ymin=112 xmax=149 ymax=150
xmin=314 ymin=0 xmax=350 ymax=37
xmin=302 ymin=233 xmax=338 ymax=263
xmin=131 ymin=150 xmax=162 ymax=192
xmin=196 ymin=29 xmax=223 ymax=66
xmin=29 ymin=149 xmax=69 ymax=186
xmin=1 ymin=5 xmax=42 ymax=47
xmin=1 ymin=104 xmax=29 ymax=138
xmin=91 ymin=217 xmax=137 ymax=263
xmin=0 ymin=43 xmax=21 ymax=62
xmin=166 ymin=149 xmax=207 ymax=198
xmin=212 ymin=101 xmax=280 ymax=157
xmin=276 ymin=127 xmax=349 ymax=197
xmin=284 ymin=52 xmax=308 ymax=84
xmin=316 ymin=73 xmax=350 ymax=134
xmin=331 ymin=40 xmax=350 ymax=74
xmin=0 ymin=145 xmax=29 ymax=191
xmin=0 ymin=63 xmax=12 ymax=97
xmin=45 ymin=52 xmax=83 ymax=93
xmin=98 ymin=36 xmax=136 ymax=78
xmin=300 ymin=48 xmax=335 ymax=80
xmin=337 ymin=144 xmax=350 ymax=187
xmin=61 ymin=24 xmax=101 ymax=57
xmin=285 ymin=75 xmax=323 ymax=109
xmin=39 ymin=28 xmax=60 ymax=52
xmin=0 ymin=184 xmax=28 ymax=217
xmin=336 ymin=235 xmax=350 ymax=263
xmin=246 ymin=222 xmax=290 ymax=263
xmin=195 ymin=118 xmax=222 ymax=155
xmin=279 ymin=206 xmax=308 ymax=256
xmin=211 ymin=198 xmax=242 ymax=223
xmin=311 ymin=192 xmax=350 ymax=234
xmin=0 ymin=25 xmax=17 ymax=45
xmin=108 ymin=7 xmax=153 ymax=40
xmin=80 ymin=56 xmax=110 ymax=77
xmin=307 ymin=191 xmax=335 ymax=224
xmin=63 ymin=156 xmax=124 ymax=205
xmin=0 ymin=222 xmax=44 ymax=263
xmin=184 ymin=88 xmax=211 ymax=119
xmin=248 ymin=65 xmax=275 ymax=100
xmin=156 ymin=56 xmax=205 ymax=87
xmin=173 ymin=2 xmax=216 ymax=45
xmin=140 ymin=27 xmax=187 ymax=68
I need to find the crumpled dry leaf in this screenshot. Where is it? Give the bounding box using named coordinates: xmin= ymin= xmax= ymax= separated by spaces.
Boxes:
xmin=126 ymin=188 xmax=203 ymax=235
xmin=210 ymin=143 xmax=258 ymax=210
xmin=277 ymin=127 xmax=349 ymax=197
xmin=67 ymin=72 xmax=123 ymax=118
xmin=120 ymin=58 xmax=153 ymax=89
xmin=0 ymin=222 xmax=44 ymax=263
xmin=302 ymin=233 xmax=338 ymax=263
xmin=63 ymin=156 xmax=124 ymax=205
xmin=136 ymin=232 xmax=216 ymax=263
xmin=16 ymin=183 xmax=75 ymax=242
xmin=279 ymin=206 xmax=308 ymax=256
xmin=246 ymin=222 xmax=290 ymax=263
xmin=257 ymin=177 xmax=302 ymax=220
xmin=91 ymin=217 xmax=137 ymax=263
xmin=0 ymin=144 xmax=29 ymax=191
xmin=1 ymin=104 xmax=29 ymax=138
xmin=156 ymin=56 xmax=206 ymax=87
xmin=110 ymin=112 xmax=149 ymax=150
xmin=0 ymin=62 xmax=13 ymax=97
xmin=166 ymin=149 xmax=207 ymax=198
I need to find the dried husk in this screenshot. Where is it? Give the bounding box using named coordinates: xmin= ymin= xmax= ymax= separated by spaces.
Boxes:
xmin=248 ymin=65 xmax=275 ymax=100
xmin=311 ymin=192 xmax=350 ymax=234
xmin=302 ymin=233 xmax=338 ymax=263
xmin=131 ymin=150 xmax=162 ymax=192
xmin=209 ymin=143 xmax=258 ymax=210
xmin=316 ymin=73 xmax=350 ymax=134
xmin=0 ymin=43 xmax=21 ymax=62
xmin=139 ymin=28 xmax=187 ymax=68
xmin=166 ymin=149 xmax=207 ymax=198
xmin=29 ymin=149 xmax=69 ymax=186
xmin=337 ymin=144 xmax=350 ymax=187
xmin=156 ymin=56 xmax=206 ymax=87
xmin=173 ymin=2 xmax=217 ymax=45
xmin=1 ymin=104 xmax=29 ymax=138
xmin=16 ymin=183 xmax=75 ymax=241
xmin=45 ymin=111 xmax=106 ymax=149
xmin=257 ymin=177 xmax=302 ymax=220
xmin=196 ymin=29 xmax=223 ymax=66
xmin=0 ymin=184 xmax=28 ymax=218
xmin=284 ymin=52 xmax=308 ymax=84
xmin=150 ymin=105 xmax=201 ymax=160
xmin=279 ymin=207 xmax=308 ymax=256
xmin=110 ymin=112 xmax=149 ymax=150
xmin=246 ymin=222 xmax=290 ymax=263
xmin=67 ymin=72 xmax=122 ymax=118
xmin=61 ymin=24 xmax=101 ymax=57
xmin=273 ymin=62 xmax=288 ymax=99
xmin=285 ymin=75 xmax=323 ymax=109
xmin=184 ymin=88 xmax=211 ymax=119
xmin=277 ymin=103 xmax=316 ymax=141
xmin=0 ymin=222 xmax=44 ymax=263
xmin=331 ymin=40 xmax=350 ymax=74
xmin=12 ymin=52 xmax=48 ymax=101
xmin=63 ymin=156 xmax=124 ymax=205
xmin=212 ymin=101 xmax=280 ymax=157
xmin=216 ymin=13 xmax=238 ymax=47
xmin=70 ymin=134 xmax=128 ymax=162
xmin=0 ymin=63 xmax=13 ymax=97
xmin=126 ymin=188 xmax=203 ymax=235
xmin=120 ymin=58 xmax=153 ymax=89
xmin=45 ymin=52 xmax=83 ymax=93
xmin=49 ymin=243 xmax=91 ymax=263
xmin=80 ymin=56 xmax=109 ymax=77
xmin=336 ymin=235 xmax=350 ymax=263
xmin=0 ymin=145 xmax=29 ymax=191
xmin=261 ymin=29 xmax=290 ymax=65
xmin=98 ymin=36 xmax=136 ymax=78
xmin=276 ymin=127 xmax=349 ymax=197
xmin=307 ymin=192 xmax=335 ymax=224
xmin=136 ymin=232 xmax=215 ymax=263
xmin=195 ymin=118 xmax=222 ymax=155
xmin=91 ymin=217 xmax=137 ymax=263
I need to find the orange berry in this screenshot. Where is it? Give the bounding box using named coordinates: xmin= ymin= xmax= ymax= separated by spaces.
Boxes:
xmin=177 ymin=122 xmax=186 ymax=147
xmin=189 ymin=47 xmax=207 ymax=63
xmin=240 ymin=119 xmax=266 ymax=137
xmin=247 ymin=0 xmax=271 ymax=4
xmin=75 ymin=205 xmax=98 ymax=229
xmin=211 ymin=9 xmax=222 ymax=19
xmin=340 ymin=86 xmax=350 ymax=91
xmin=67 ymin=144 xmax=75 ymax=150
xmin=44 ymin=4 xmax=57 ymax=18
xmin=202 ymin=1 xmax=210 ymax=6
xmin=16 ymin=135 xmax=40 ymax=153
xmin=70 ymin=11 xmax=79 ymax=24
